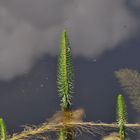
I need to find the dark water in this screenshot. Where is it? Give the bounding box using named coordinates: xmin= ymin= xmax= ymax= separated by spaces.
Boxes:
xmin=0 ymin=39 xmax=140 ymax=139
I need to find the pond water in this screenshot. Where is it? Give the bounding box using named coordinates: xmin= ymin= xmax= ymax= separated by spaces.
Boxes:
xmin=0 ymin=43 xmax=140 ymax=139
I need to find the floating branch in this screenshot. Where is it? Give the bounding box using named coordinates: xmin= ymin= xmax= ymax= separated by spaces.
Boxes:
xmin=9 ymin=109 xmax=140 ymax=140
xmin=9 ymin=121 xmax=140 ymax=140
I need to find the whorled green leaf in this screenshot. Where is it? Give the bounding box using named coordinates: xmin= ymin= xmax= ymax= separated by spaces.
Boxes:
xmin=117 ymin=94 xmax=127 ymax=140
xmin=0 ymin=118 xmax=7 ymax=140
xmin=57 ymin=30 xmax=74 ymax=111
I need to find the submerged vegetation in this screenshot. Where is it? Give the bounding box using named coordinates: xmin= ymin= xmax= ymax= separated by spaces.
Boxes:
xmin=115 ymin=69 xmax=140 ymax=113
xmin=0 ymin=31 xmax=140 ymax=140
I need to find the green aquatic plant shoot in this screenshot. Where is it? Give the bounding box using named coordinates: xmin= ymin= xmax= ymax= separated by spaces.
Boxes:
xmin=0 ymin=118 xmax=7 ymax=140
xmin=117 ymin=94 xmax=127 ymax=140
xmin=57 ymin=30 xmax=74 ymax=111
xmin=57 ymin=30 xmax=74 ymax=140
xmin=59 ymin=129 xmax=67 ymax=140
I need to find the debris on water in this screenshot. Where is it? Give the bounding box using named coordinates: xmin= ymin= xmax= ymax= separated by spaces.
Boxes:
xmin=48 ymin=108 xmax=85 ymax=123
xmin=21 ymin=89 xmax=25 ymax=93
xmin=102 ymin=132 xmax=121 ymax=140
xmin=102 ymin=132 xmax=130 ymax=140
xmin=92 ymin=59 xmax=97 ymax=62
xmin=45 ymin=77 xmax=49 ymax=80
xmin=40 ymin=84 xmax=44 ymax=88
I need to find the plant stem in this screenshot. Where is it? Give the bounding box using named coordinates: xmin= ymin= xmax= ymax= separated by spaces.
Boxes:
xmin=117 ymin=94 xmax=127 ymax=140
xmin=0 ymin=118 xmax=7 ymax=140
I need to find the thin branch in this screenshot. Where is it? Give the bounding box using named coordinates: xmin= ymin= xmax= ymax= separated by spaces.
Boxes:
xmin=9 ymin=122 xmax=140 ymax=140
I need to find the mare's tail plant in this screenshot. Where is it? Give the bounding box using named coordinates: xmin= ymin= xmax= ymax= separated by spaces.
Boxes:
xmin=0 ymin=118 xmax=7 ymax=140
xmin=57 ymin=30 xmax=74 ymax=140
xmin=117 ymin=94 xmax=127 ymax=140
